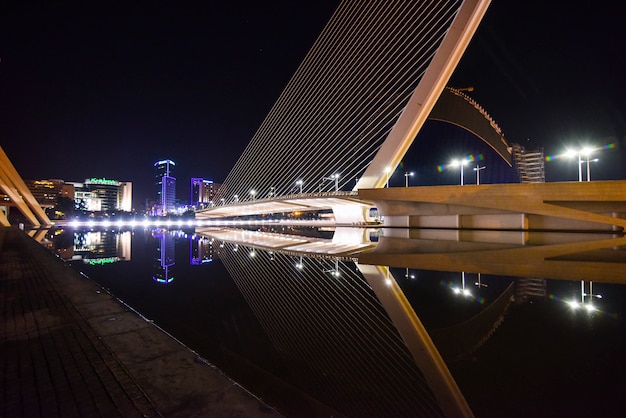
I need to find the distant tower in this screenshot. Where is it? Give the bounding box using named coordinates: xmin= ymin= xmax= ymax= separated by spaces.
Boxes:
xmin=154 ymin=159 xmax=176 ymax=215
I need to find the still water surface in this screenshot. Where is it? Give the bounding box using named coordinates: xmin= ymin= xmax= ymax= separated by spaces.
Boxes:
xmin=45 ymin=226 xmax=626 ymax=417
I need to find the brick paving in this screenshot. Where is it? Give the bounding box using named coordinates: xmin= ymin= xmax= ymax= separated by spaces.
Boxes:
xmin=0 ymin=227 xmax=280 ymax=418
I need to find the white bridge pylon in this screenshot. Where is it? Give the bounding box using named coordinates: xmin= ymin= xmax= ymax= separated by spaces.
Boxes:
xmin=357 ymin=0 xmax=492 ymax=190
xmin=215 ymin=1 xmax=493 ymax=215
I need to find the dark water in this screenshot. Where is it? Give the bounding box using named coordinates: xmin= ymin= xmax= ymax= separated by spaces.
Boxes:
xmin=44 ymin=227 xmax=626 ymax=417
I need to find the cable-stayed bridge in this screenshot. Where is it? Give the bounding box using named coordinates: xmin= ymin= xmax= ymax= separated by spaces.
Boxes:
xmin=198 ymin=0 xmax=626 ymax=232
xmin=208 ymin=1 xmax=491 ymax=199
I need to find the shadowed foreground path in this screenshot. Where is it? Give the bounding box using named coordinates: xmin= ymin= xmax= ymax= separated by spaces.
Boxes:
xmin=0 ymin=227 xmax=280 ymax=417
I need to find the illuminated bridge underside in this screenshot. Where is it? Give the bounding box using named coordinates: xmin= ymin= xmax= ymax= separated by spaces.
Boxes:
xmin=197 ymin=192 xmax=374 ymax=225
xmin=197 ymin=228 xmax=626 ymax=284
xmin=360 ymin=231 xmax=626 ymax=284
xmin=197 ymin=227 xmax=375 ymax=258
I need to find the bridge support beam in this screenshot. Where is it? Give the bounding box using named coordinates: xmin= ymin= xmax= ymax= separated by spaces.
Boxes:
xmin=360 ymin=181 xmax=626 ymax=232
xmin=331 ymin=204 xmax=372 ymax=225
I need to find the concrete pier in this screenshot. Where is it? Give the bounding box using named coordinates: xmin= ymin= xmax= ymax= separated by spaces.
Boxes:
xmin=0 ymin=227 xmax=280 ymax=417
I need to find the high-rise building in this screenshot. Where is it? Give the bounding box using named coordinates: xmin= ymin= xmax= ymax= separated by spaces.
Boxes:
xmin=190 ymin=178 xmax=220 ymax=207
xmin=154 ymin=159 xmax=176 ymax=215
xmin=24 ymin=179 xmax=65 ymax=207
xmin=70 ymin=178 xmax=133 ymax=212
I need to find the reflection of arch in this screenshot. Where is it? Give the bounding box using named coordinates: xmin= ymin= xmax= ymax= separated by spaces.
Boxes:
xmin=428 ymin=87 xmax=512 ymax=166
xmin=430 ymin=282 xmax=516 ymax=362
xmin=0 ymin=146 xmax=52 ymax=227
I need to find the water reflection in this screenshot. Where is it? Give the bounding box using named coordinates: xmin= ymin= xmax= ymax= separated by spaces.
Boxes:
xmin=48 ymin=229 xmax=132 ymax=264
xmin=42 ymin=226 xmax=626 ymax=417
xmin=152 ymin=228 xmax=175 ymax=284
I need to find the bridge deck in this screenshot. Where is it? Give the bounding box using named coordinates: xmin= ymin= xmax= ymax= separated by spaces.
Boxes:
xmin=198 ymin=181 xmax=626 ymax=231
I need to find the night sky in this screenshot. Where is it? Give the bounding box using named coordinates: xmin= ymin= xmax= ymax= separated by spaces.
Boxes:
xmin=2 ymin=1 xmax=625 ymax=208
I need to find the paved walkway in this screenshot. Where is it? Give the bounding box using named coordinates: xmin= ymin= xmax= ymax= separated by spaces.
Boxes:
xmin=0 ymin=227 xmax=280 ymax=417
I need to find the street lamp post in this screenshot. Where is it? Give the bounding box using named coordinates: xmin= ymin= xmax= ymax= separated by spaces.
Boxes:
xmin=249 ymin=190 xmax=256 ymax=200
xmin=451 ymin=160 xmax=468 ymax=185
xmin=473 ymin=165 xmax=486 ymax=185
xmin=566 ymin=147 xmax=599 ymax=182
xmin=296 ymin=180 xmax=303 ymax=194
xmin=579 ymin=148 xmax=599 ymax=182
xmin=404 ymin=171 xmax=414 ymax=187
xmin=385 ymin=167 xmax=392 ymax=188
xmin=323 ymin=174 xmax=340 ymax=192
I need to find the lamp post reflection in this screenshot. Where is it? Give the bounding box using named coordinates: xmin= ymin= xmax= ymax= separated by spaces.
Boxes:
xmin=452 ymin=272 xmax=472 ymax=297
xmin=325 ymin=259 xmax=341 ymax=277
xmin=568 ymin=280 xmax=602 ymax=312
xmin=474 ymin=273 xmax=487 ymax=288
xmin=295 ymin=256 xmax=304 ymax=270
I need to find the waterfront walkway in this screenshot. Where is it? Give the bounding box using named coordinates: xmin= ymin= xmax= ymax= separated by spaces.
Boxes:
xmin=0 ymin=227 xmax=280 ymax=417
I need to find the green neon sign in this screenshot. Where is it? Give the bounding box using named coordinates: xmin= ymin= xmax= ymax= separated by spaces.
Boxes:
xmin=87 ymin=177 xmax=119 ymax=186
xmin=85 ymin=257 xmax=119 ymax=265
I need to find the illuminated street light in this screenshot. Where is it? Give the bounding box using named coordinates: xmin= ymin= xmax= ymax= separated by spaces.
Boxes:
xmin=473 ymin=165 xmax=486 ymax=185
xmin=296 ymin=179 xmax=303 ymax=193
xmin=450 ymin=159 xmax=469 ymax=185
xmin=565 ymin=147 xmax=600 ymax=182
xmin=404 ymin=171 xmax=414 ymax=187
xmin=323 ymin=173 xmax=340 ymax=192
xmin=249 ymin=190 xmax=256 ymax=200
xmin=580 ymin=148 xmax=599 ymax=182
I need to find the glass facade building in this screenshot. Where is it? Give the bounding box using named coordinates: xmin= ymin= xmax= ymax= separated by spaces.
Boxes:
xmin=154 ymin=159 xmax=176 ymax=215
xmin=190 ymin=178 xmax=220 ymax=207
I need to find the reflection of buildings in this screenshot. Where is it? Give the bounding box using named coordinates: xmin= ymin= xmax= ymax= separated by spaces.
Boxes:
xmin=70 ymin=230 xmax=132 ymax=263
xmin=153 ymin=229 xmax=175 ymax=284
xmin=190 ymin=236 xmax=214 ymax=265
